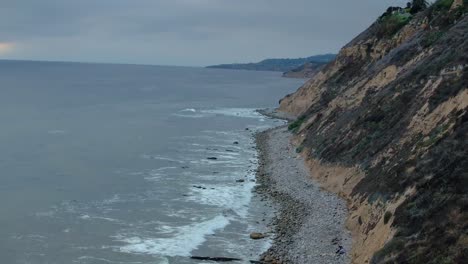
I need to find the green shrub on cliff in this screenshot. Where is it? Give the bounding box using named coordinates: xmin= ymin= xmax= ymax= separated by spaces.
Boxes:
xmin=410 ymin=0 xmax=429 ymax=14
xmin=383 ymin=211 xmax=393 ymax=224
xmin=376 ymin=12 xmax=412 ymax=38
xmin=422 ymin=31 xmax=444 ymax=47
xmin=433 ymin=0 xmax=454 ymax=11
xmin=288 ymin=116 xmax=306 ymax=133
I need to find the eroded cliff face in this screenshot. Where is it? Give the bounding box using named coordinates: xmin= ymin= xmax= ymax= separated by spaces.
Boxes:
xmin=280 ymin=2 xmax=467 ymax=263
xmin=282 ymin=62 xmax=326 ymax=78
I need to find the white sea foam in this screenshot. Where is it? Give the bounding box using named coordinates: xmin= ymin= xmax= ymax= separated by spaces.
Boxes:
xmin=189 ymin=159 xmax=244 ymax=166
xmin=200 ymin=108 xmax=262 ymax=119
xmin=202 ymin=130 xmax=238 ymax=136
xmin=141 ymin=154 xmax=183 ymax=163
xmin=117 ymin=215 xmax=229 ymax=257
xmin=76 ymin=255 xmax=157 ymax=264
xmin=180 ymin=108 xmax=197 ymax=112
xmin=144 ymin=172 xmax=164 ymax=181
xmin=155 ymin=166 xmax=178 ymax=171
xmin=92 ymin=216 xmax=122 ymax=223
xmin=102 ymin=194 xmax=122 ymax=205
xmin=186 ymin=181 xmax=255 ymax=218
xmin=80 ymin=214 xmax=91 ymax=220
xmin=172 ymin=113 xmax=206 ymax=118
xmin=173 ymin=107 xmax=263 ymax=119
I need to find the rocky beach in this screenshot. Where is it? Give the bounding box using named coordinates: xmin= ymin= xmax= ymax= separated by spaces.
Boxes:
xmin=254 ymin=126 xmax=351 ymax=264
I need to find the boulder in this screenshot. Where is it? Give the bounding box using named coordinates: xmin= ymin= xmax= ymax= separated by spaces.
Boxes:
xmin=250 ymin=232 xmax=266 ymax=240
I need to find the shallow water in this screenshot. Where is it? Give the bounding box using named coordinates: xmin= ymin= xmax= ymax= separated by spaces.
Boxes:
xmin=0 ymin=60 xmax=305 ymax=264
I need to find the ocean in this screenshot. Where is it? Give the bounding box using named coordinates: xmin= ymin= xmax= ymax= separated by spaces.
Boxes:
xmin=0 ymin=60 xmax=305 ymax=264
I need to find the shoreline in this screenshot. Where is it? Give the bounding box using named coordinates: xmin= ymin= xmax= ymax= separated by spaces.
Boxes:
xmin=254 ymin=126 xmax=351 ymax=264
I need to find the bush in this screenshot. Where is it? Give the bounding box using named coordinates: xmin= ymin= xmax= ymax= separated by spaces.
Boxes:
xmin=372 ymin=238 xmax=406 ymax=263
xmin=411 ymin=0 xmax=429 ymax=14
xmin=288 ymin=116 xmax=306 ymax=133
xmin=422 ymin=31 xmax=444 ymax=47
xmin=433 ymin=0 xmax=454 ymax=11
xmin=295 ymin=146 xmax=304 ymax=153
xmin=377 ymin=13 xmax=412 ymax=38
xmin=384 ymin=211 xmax=393 ymax=224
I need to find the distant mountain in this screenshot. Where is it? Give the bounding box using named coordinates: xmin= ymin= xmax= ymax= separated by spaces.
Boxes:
xmin=206 ymin=54 xmax=336 ymax=73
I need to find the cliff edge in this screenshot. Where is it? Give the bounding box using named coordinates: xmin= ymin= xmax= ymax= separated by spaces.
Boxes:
xmin=278 ymin=1 xmax=467 ymax=263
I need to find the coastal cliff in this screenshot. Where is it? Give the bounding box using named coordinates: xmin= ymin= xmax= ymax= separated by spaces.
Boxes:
xmin=206 ymin=54 xmax=335 ymax=74
xmin=281 ymin=62 xmax=327 ymax=78
xmin=278 ymin=1 xmax=467 ymax=263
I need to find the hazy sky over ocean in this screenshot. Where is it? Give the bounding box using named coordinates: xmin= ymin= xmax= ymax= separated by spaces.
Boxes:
xmin=0 ymin=0 xmax=408 ymax=66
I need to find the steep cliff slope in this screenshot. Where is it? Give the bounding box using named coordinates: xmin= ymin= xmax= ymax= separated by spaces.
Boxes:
xmin=282 ymin=62 xmax=327 ymax=78
xmin=279 ymin=1 xmax=467 ymax=263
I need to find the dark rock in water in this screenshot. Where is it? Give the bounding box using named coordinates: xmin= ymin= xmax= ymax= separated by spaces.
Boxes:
xmin=193 ymin=185 xmax=206 ymax=190
xmin=207 ymin=157 xmax=218 ymax=160
xmin=181 ymin=166 xmax=189 ymax=169
xmin=250 ymin=232 xmax=266 ymax=240
xmin=191 ymin=256 xmax=242 ymax=262
xmin=245 ymin=128 xmax=250 ymax=131
xmin=236 ymin=179 xmax=245 ymax=183
xmin=225 ymin=149 xmax=235 ymax=152
xmin=233 ymin=141 xmax=239 ymax=145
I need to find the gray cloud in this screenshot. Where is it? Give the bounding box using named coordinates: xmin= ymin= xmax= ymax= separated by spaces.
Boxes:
xmin=0 ymin=0 xmax=408 ymax=66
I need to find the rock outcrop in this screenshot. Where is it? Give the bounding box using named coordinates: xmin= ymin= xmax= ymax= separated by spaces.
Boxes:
xmin=282 ymin=62 xmax=326 ymax=78
xmin=278 ymin=1 xmax=467 ymax=263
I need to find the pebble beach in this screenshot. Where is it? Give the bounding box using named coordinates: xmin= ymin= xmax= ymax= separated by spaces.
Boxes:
xmin=254 ymin=126 xmax=351 ymax=264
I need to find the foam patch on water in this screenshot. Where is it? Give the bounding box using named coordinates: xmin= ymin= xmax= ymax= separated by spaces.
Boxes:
xmin=200 ymin=108 xmax=262 ymax=119
xmin=189 ymin=159 xmax=244 ymax=166
xmin=79 ymin=214 xmax=123 ymax=224
xmin=174 ymin=107 xmax=263 ymax=119
xmin=144 ymin=172 xmax=165 ymax=181
xmin=77 ymin=255 xmax=163 ymax=264
xmin=117 ymin=215 xmax=229 ymax=257
xmin=173 ymin=113 xmax=206 ymax=118
xmin=180 ymin=108 xmax=197 ymax=112
xmin=186 ymin=181 xmax=255 ymax=218
xmin=155 ymin=167 xmax=178 ymax=171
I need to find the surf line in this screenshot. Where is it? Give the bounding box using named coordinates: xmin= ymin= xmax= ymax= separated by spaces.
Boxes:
xmin=191 ymin=256 xmax=263 ymax=263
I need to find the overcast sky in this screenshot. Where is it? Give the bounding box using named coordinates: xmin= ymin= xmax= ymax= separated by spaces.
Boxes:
xmin=0 ymin=0 xmax=408 ymax=66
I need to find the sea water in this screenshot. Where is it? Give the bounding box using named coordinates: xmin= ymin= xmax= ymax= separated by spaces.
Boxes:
xmin=0 ymin=60 xmax=305 ymax=264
